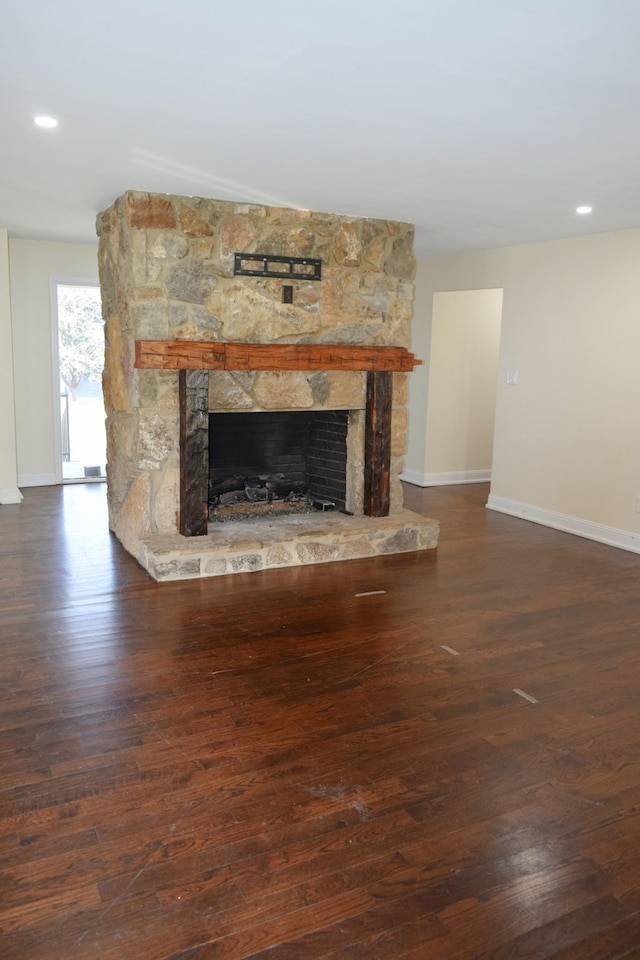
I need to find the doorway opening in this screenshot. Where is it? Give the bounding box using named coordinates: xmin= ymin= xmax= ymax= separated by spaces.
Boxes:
xmin=55 ymin=282 xmax=106 ymax=483
xmin=424 ymin=288 xmax=503 ymax=484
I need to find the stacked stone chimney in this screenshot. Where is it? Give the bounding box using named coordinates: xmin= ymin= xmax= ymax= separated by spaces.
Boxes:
xmin=97 ymin=192 xmax=418 ymax=568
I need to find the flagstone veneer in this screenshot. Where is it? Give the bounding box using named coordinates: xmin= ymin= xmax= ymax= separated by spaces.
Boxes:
xmin=97 ymin=191 xmax=438 ymax=579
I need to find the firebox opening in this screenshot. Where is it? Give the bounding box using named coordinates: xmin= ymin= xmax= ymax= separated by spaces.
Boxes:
xmin=209 ymin=410 xmax=349 ymax=521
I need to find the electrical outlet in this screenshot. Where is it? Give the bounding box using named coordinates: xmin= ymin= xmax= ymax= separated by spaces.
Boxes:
xmin=506 ymin=370 xmax=519 ymax=385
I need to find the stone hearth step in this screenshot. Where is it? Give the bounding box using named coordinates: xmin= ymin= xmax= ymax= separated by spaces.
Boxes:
xmin=139 ymin=509 xmax=439 ymax=582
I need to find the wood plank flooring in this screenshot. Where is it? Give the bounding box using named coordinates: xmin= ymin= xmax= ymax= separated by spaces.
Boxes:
xmin=2 ymin=481 xmax=640 ymax=958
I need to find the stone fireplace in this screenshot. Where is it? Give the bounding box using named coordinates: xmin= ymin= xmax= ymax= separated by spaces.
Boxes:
xmin=97 ymin=191 xmax=438 ymax=580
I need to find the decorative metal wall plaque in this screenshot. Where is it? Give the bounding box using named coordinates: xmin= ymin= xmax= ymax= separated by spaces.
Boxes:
xmin=234 ymin=253 xmax=322 ymax=281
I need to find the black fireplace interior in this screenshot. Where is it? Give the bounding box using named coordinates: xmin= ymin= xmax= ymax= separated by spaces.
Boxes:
xmin=209 ymin=410 xmax=349 ymax=517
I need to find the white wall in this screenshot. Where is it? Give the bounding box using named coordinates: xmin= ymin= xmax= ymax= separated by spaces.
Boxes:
xmin=9 ymin=239 xmax=98 ymax=485
xmin=405 ymin=259 xmax=434 ymax=481
xmin=0 ymin=229 xmax=21 ymax=503
xmin=407 ymin=228 xmax=640 ymax=551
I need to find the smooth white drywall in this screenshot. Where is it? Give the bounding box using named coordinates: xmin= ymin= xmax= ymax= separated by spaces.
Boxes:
xmin=9 ymin=239 xmax=98 ymax=483
xmin=0 ymin=229 xmax=20 ymax=501
xmin=407 ymin=228 xmax=640 ymax=534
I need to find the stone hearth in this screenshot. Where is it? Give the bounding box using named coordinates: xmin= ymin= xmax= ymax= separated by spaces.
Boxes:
xmin=142 ymin=509 xmax=438 ymax=582
xmin=97 ymin=191 xmax=439 ymax=580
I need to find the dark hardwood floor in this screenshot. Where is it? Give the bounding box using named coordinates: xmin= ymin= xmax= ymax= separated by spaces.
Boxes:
xmin=3 ymin=481 xmax=640 ymax=959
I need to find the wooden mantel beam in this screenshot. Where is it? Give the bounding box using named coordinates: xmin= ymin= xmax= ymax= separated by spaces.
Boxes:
xmin=135 ymin=340 xmax=421 ymax=373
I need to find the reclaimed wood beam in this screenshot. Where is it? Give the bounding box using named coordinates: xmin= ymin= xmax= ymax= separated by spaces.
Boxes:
xmin=135 ymin=340 xmax=421 ymax=372
xmin=137 ymin=340 xmax=226 ymax=370
xmin=364 ymin=371 xmax=392 ymax=517
xmin=179 ymin=370 xmax=209 ymax=537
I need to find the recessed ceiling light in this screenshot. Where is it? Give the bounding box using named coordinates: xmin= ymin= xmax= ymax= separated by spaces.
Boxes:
xmin=576 ymin=205 xmax=593 ymax=215
xmin=33 ymin=115 xmax=59 ymax=129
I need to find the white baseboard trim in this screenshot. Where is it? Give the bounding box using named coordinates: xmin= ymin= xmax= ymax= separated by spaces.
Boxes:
xmin=17 ymin=473 xmax=58 ymax=488
xmin=487 ymin=494 xmax=640 ymax=555
xmin=0 ymin=487 xmax=23 ymax=504
xmin=401 ymin=468 xmax=491 ymax=487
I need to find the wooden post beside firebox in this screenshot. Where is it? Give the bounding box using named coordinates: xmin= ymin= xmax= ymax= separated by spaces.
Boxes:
xmin=363 ymin=370 xmax=392 ymax=518
xmin=179 ymin=370 xmax=209 ymax=537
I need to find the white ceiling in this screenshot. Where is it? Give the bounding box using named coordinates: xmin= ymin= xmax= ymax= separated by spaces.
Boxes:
xmin=2 ymin=0 xmax=639 ymax=256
